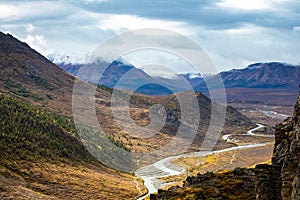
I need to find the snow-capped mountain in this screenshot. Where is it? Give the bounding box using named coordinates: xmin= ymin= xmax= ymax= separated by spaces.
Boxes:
xmin=49 ymin=52 xmax=300 ymax=101
xmin=47 ymin=52 xmax=90 ymax=65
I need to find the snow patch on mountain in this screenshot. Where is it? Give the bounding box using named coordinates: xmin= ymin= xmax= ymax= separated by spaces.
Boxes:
xmin=186 ymin=73 xmax=201 ymax=79
xmin=246 ymin=63 xmax=263 ymax=70
xmin=47 ymin=52 xmax=90 ymax=65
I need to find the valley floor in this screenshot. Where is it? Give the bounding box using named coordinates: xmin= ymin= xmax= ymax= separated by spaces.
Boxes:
xmin=136 ymin=122 xmax=275 ymax=199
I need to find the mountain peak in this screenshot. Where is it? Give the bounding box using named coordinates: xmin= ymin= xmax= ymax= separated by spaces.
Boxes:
xmin=246 ymin=63 xmax=263 ymax=70
xmin=246 ymin=62 xmax=295 ymax=70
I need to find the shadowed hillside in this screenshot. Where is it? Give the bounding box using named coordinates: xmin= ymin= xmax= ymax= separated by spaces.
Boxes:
xmin=0 ymin=93 xmax=144 ymax=199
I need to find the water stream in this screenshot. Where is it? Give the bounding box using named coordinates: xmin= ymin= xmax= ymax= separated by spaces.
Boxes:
xmin=135 ymin=124 xmax=268 ymax=200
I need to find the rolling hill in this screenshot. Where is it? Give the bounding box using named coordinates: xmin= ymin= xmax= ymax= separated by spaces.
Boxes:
xmin=0 ymin=92 xmax=144 ymax=199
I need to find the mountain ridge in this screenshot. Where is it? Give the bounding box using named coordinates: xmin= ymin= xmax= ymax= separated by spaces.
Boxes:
xmin=0 ymin=32 xmax=75 ymax=116
xmin=202 ymin=62 xmax=300 ymax=89
xmin=54 ymin=54 xmax=300 ymax=106
xmin=50 ymin=52 xmax=300 ymax=91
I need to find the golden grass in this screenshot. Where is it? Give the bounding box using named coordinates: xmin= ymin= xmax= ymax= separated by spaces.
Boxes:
xmin=0 ymin=162 xmax=146 ymax=200
xmin=158 ymin=143 xmax=274 ymax=187
xmin=176 ymin=143 xmax=274 ymax=175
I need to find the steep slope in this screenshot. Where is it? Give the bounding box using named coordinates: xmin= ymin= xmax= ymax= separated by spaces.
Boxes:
xmin=0 ymin=32 xmax=74 ymax=116
xmin=0 ymin=93 xmax=143 ymax=199
xmin=0 ymin=32 xmax=145 ymax=199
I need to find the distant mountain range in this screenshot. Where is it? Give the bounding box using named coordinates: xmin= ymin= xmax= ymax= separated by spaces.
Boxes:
xmin=195 ymin=62 xmax=300 ymax=90
xmin=199 ymin=62 xmax=300 ymax=106
xmin=52 ymin=56 xmax=201 ymax=95
xmin=51 ymin=53 xmax=300 ymax=105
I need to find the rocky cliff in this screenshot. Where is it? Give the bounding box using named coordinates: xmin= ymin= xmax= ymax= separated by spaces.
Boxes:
xmin=255 ymin=94 xmax=300 ymax=200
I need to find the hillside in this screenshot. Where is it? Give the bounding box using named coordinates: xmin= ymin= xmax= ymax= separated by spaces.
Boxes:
xmin=93 ymin=88 xmax=254 ymax=158
xmin=0 ymin=32 xmax=145 ymax=199
xmin=0 ymin=93 xmax=143 ymax=199
xmin=192 ymin=62 xmax=300 ymax=90
xmin=0 ymin=32 xmax=74 ymax=116
xmin=221 ymin=62 xmax=299 ymax=89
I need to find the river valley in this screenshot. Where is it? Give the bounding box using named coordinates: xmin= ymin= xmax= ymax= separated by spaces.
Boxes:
xmin=135 ymin=124 xmax=273 ymax=200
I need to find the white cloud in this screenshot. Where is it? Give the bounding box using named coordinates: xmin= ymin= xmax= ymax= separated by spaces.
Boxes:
xmin=122 ymin=49 xmax=197 ymax=77
xmin=293 ymin=26 xmax=300 ymax=32
xmin=215 ymin=0 xmax=291 ymax=10
xmin=0 ymin=0 xmax=299 ymax=73
xmin=84 ymin=0 xmax=110 ymax=4
xmin=24 ymin=34 xmax=47 ymax=54
xmin=0 ymin=1 xmax=72 ymax=22
xmin=25 ymin=23 xmax=35 ymax=33
xmin=195 ymin=24 xmax=300 ymax=71
xmin=223 ymin=24 xmax=266 ymax=34
xmin=97 ymin=14 xmax=191 ymax=34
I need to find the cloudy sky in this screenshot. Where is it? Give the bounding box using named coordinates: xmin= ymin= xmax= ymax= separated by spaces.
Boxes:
xmin=0 ymin=0 xmax=300 ymax=73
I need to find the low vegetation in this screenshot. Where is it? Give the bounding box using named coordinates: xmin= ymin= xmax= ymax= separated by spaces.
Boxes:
xmin=0 ymin=93 xmax=144 ymax=199
xmin=157 ymin=143 xmax=273 ymax=190
xmin=0 ymin=93 xmax=91 ymax=166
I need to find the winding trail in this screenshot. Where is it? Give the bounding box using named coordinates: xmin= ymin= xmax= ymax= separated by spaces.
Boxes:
xmin=135 ymin=124 xmax=268 ymax=200
xmin=222 ymin=123 xmax=274 ymax=143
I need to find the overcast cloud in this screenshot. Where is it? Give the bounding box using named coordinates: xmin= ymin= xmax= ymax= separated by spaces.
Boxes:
xmin=0 ymin=0 xmax=299 ymax=73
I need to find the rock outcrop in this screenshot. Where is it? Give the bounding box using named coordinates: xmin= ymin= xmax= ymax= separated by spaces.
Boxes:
xmin=254 ymin=164 xmax=282 ymax=200
xmin=255 ymin=95 xmax=300 ymax=200
xmin=150 ymin=168 xmax=256 ymax=200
